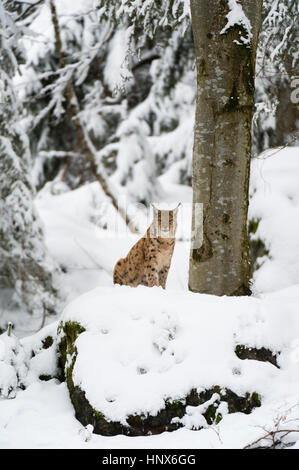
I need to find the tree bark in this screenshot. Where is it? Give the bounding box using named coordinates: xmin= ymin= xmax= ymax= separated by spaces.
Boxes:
xmin=189 ymin=0 xmax=263 ymax=296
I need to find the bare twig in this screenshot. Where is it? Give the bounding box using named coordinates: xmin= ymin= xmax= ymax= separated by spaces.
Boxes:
xmin=244 ymin=428 xmax=299 ymax=449
xmin=73 ymin=238 xmax=105 ymax=271
xmin=244 ymin=406 xmax=299 ymax=449
xmin=252 ymin=134 xmax=299 ymax=160
xmin=38 ymin=307 xmax=47 ymax=331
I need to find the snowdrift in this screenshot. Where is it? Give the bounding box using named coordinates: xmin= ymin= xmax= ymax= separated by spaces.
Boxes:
xmin=56 ymin=284 xmax=299 ymax=436
xmin=249 ymin=147 xmax=299 ymax=293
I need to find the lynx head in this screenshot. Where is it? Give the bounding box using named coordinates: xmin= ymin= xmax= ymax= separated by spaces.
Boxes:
xmin=150 ymin=203 xmax=181 ymax=238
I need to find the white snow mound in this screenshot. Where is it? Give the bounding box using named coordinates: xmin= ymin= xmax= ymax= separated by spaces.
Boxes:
xmin=59 ymin=284 xmax=299 ymax=426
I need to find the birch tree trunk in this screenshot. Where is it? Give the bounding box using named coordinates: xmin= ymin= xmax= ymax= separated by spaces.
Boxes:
xmin=189 ymin=0 xmax=263 ymax=296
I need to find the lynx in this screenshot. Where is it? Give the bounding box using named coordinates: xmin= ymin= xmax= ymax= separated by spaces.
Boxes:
xmin=113 ymin=204 xmax=180 ymax=289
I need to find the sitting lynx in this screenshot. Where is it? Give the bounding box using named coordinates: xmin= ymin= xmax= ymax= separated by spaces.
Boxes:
xmin=113 ymin=204 xmax=180 ymax=289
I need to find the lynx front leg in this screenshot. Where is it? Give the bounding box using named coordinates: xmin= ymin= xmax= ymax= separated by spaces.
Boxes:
xmin=144 ymin=265 xmax=160 ymax=287
xmin=159 ymin=265 xmax=170 ymax=289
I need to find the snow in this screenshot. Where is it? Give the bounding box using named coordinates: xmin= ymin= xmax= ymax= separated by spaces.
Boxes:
xmin=104 ymin=28 xmax=133 ymax=93
xmin=174 ymin=393 xmax=227 ymax=430
xmin=220 ymin=0 xmax=252 ymax=46
xmin=249 ymin=147 xmax=299 ymax=293
xmin=0 ymin=331 xmax=28 ymax=398
xmin=1 ymin=147 xmax=299 ymax=448
xmin=58 ymin=283 xmax=299 ymax=429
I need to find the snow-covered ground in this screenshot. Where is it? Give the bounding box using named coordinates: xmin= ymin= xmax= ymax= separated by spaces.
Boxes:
xmin=0 ymin=147 xmax=299 ymax=448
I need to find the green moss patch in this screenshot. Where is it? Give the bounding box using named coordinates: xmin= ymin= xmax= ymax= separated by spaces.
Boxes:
xmin=41 ymin=335 xmax=54 ymax=350
xmin=248 ymin=217 xmax=270 ymax=276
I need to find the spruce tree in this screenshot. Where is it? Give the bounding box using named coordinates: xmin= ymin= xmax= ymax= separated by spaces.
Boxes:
xmin=0 ymin=1 xmax=59 ymax=316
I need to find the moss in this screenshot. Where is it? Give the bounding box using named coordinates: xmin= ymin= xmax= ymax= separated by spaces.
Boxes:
xmin=235 ymin=344 xmax=279 ymax=368
xmin=188 ymin=388 xmax=200 ymax=405
xmin=212 ymin=385 xmax=221 ymax=394
xmin=248 ymin=218 xmax=260 ymax=235
xmin=42 ymin=335 xmax=54 ymax=349
xmin=57 ymin=320 xmax=86 ymax=412
xmin=39 ymin=374 xmax=52 ymax=381
xmin=58 ymin=320 xmax=127 ymax=436
xmin=248 ymin=217 xmax=270 ymax=277
xmin=243 ymin=392 xmax=262 ymax=411
xmin=72 ymin=384 xmax=127 ymax=436
xmin=165 ymin=398 xmax=185 ymax=414
xmin=92 ymin=409 xmax=107 ymax=421
xmin=204 ymin=403 xmax=218 ymax=424
xmin=235 ymin=344 xmax=245 ymax=356
xmin=57 ymin=320 xmax=86 ymax=350
xmin=232 ymin=285 xmax=252 ymax=296
xmin=57 ymin=320 xmax=86 ymax=379
xmin=126 ymin=399 xmax=187 ymax=435
xmin=249 ymin=392 xmax=261 ymax=408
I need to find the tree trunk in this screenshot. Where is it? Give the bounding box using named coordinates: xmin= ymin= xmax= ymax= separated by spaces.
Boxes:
xmin=189 ymin=0 xmax=263 ymax=296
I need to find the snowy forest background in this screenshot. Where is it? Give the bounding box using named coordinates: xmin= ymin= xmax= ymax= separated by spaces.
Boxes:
xmin=0 ymin=0 xmax=299 ymax=449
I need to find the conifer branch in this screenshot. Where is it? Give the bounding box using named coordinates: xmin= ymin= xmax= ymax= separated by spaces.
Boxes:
xmin=49 ymin=0 xmax=139 ymax=234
